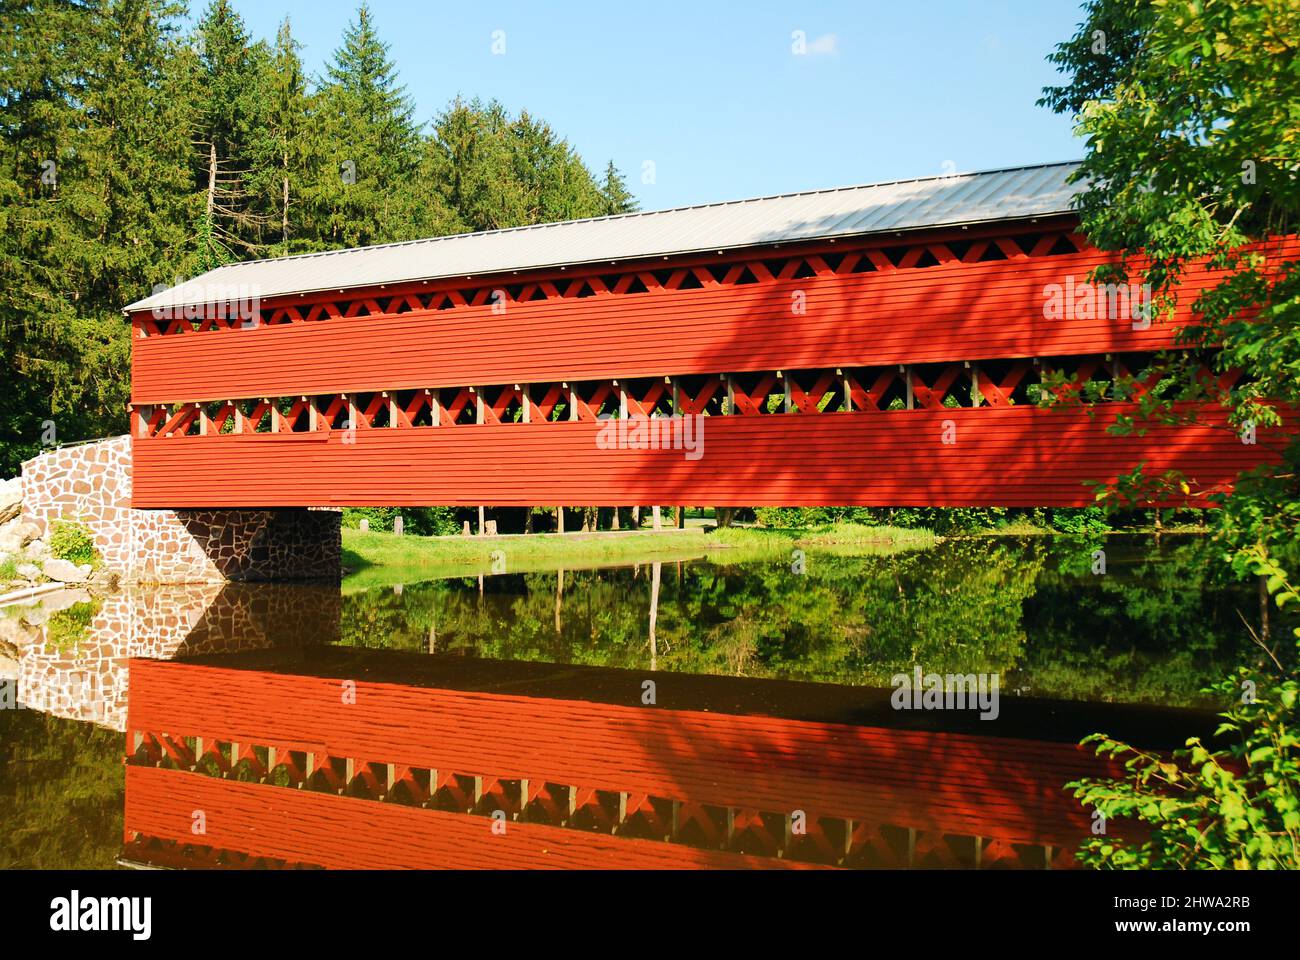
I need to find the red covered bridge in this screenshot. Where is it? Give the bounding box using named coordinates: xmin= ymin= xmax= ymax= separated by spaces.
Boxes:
xmin=125 ymin=162 xmax=1294 ymax=510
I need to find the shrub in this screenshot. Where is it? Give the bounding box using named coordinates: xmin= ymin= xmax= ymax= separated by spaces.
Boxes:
xmin=342 ymin=506 xmax=459 ymax=536
xmin=1069 ymin=560 xmax=1300 ymax=869
xmin=342 ymin=507 xmax=399 ymax=532
xmin=48 ymin=519 xmax=99 ymax=568
xmin=1047 ymin=507 xmax=1111 ymax=536
xmin=1069 ymin=675 xmax=1299 ymax=869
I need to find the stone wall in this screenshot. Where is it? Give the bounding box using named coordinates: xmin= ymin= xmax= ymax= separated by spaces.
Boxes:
xmin=20 ymin=436 xmax=340 ymax=583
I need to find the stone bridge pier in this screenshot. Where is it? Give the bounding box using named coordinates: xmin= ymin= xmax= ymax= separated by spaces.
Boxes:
xmin=20 ymin=436 xmax=340 ymax=583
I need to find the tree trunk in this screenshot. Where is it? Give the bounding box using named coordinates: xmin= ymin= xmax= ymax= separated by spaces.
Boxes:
xmin=648 ymin=561 xmax=661 ymax=671
xmin=281 ymin=164 xmax=289 ymax=245
xmin=207 ymin=141 xmax=217 ymax=216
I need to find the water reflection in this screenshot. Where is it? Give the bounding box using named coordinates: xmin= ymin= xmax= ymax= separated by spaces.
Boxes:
xmin=338 ymin=536 xmax=1278 ymax=706
xmin=1 ymin=534 xmax=1275 ymax=870
xmin=2 ymin=584 xmax=337 ymax=731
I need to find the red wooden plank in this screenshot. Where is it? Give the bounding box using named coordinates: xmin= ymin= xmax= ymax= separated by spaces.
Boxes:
xmin=130 ymin=403 xmax=1288 ymax=508
xmin=129 ymin=237 xmax=1300 ymax=405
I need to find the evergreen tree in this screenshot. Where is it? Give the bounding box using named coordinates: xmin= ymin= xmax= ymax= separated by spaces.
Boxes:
xmin=598 ymin=160 xmax=638 ymax=216
xmin=0 ymin=0 xmax=192 ymax=473
xmin=305 ymin=2 xmax=426 ymax=247
xmin=182 ymin=0 xmax=273 ymax=268
xmin=249 ymin=17 xmax=310 ymax=254
xmin=423 ymin=97 xmax=619 ymax=233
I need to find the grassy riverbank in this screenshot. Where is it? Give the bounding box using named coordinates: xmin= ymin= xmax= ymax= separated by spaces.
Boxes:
xmin=341 ymin=523 xmax=935 ymax=590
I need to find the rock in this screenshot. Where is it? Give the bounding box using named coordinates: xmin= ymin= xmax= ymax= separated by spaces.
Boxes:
xmin=25 ymin=539 xmax=45 ymax=557
xmin=0 ymin=475 xmax=20 ymax=525
xmin=15 ymin=563 xmax=40 ymax=581
xmin=0 ymin=518 xmax=41 ymax=553
xmin=0 ymin=652 xmax=17 ymax=681
xmin=89 ymin=567 xmax=119 ymax=591
xmin=41 ymin=557 xmax=90 ymax=583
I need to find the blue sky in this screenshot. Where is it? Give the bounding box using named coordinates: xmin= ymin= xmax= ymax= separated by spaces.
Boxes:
xmin=212 ymin=0 xmax=1089 ymax=210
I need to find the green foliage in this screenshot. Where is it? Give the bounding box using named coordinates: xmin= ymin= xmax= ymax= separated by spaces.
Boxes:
xmin=1069 ymin=666 xmax=1299 ymax=869
xmin=339 ymin=538 xmax=1038 ymax=686
xmin=753 ymin=505 xmax=1117 ymax=535
xmin=1041 ymin=0 xmax=1300 ymax=558
xmin=421 ymin=97 xmax=614 ymax=234
xmin=48 ymin=519 xmax=99 ymax=568
xmin=1047 ymin=506 xmax=1111 ymax=536
xmin=0 ymin=0 xmax=193 ymax=474
xmin=1045 ymin=1 xmax=1300 ymax=865
xmin=342 ymin=506 xmax=458 ymax=537
xmin=598 ymin=160 xmax=638 ymax=216
xmin=0 ymin=555 xmax=17 ymax=581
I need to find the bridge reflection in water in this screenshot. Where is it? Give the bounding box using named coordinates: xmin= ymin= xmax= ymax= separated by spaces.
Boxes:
xmin=86 ymin=584 xmax=1197 ymax=870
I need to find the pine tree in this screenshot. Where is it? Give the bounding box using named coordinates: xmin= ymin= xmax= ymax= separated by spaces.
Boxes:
xmin=306 ymin=3 xmax=425 ymax=247
xmin=424 ymin=98 xmax=615 ymax=233
xmin=183 ymin=0 xmax=273 ymax=267
xmin=598 ymin=160 xmax=638 ymax=216
xmin=249 ymin=17 xmax=310 ymax=254
xmin=0 ymin=0 xmax=193 ymax=473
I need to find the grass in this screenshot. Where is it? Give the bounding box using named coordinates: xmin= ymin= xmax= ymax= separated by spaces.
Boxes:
xmin=342 ymin=527 xmax=711 ymax=590
xmin=709 ymin=522 xmax=935 ymax=551
xmin=342 ymin=522 xmax=935 ymax=591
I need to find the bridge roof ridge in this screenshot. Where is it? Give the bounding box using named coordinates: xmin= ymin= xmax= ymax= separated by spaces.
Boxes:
xmin=127 ymin=160 xmax=1085 ymax=313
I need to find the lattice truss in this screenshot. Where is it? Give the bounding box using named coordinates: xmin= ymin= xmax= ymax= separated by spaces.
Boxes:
xmin=128 ymin=731 xmax=1076 ymax=869
xmin=132 ymin=352 xmax=1235 ymax=439
xmin=133 ymin=225 xmax=1089 ymax=337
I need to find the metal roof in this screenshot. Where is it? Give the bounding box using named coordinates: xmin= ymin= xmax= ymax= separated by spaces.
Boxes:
xmin=126 ymin=161 xmax=1084 ymax=312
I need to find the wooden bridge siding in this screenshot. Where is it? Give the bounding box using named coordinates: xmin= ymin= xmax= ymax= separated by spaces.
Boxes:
xmin=128 ymin=247 xmax=1267 ymax=405
xmin=127 ymin=660 xmax=1122 ymax=849
xmin=130 ymin=233 xmax=1300 ymax=408
xmin=129 ymin=403 xmax=1284 ymax=508
xmin=124 ymin=765 xmax=813 ymax=870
